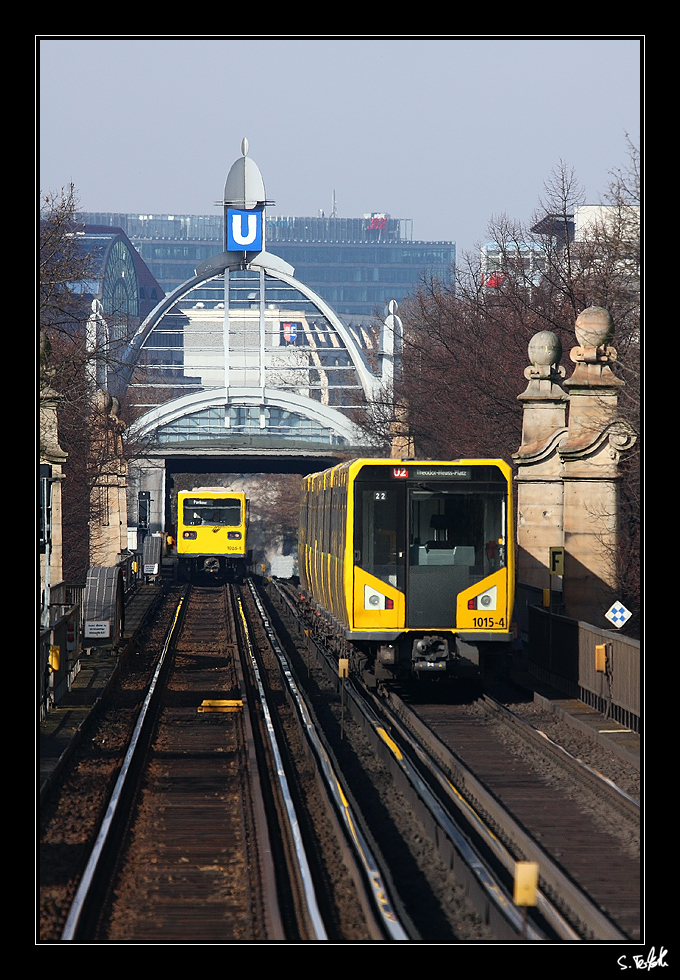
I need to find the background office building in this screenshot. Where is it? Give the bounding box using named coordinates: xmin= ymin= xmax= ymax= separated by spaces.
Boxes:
xmin=80 ymin=212 xmax=456 ymax=322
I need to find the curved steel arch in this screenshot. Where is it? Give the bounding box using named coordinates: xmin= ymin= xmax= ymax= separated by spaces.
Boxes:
xmin=122 ymin=252 xmax=380 ymax=399
xmin=123 ymin=266 xmax=219 ymax=365
xmin=128 ymin=385 xmax=363 ymax=445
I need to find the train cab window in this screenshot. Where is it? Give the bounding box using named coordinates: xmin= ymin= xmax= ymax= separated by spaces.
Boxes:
xmin=408 ymin=485 xmax=506 ymax=627
xmin=409 ymin=489 xmax=505 ymax=578
xmin=183 ymin=498 xmax=242 ymax=527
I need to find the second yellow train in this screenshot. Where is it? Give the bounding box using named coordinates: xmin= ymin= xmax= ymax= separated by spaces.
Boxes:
xmin=177 ymin=487 xmax=250 ymax=582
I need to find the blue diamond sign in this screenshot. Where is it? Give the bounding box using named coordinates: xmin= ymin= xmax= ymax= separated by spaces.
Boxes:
xmin=605 ymin=601 xmax=632 ymax=629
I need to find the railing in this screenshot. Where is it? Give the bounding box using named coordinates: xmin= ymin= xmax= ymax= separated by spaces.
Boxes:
xmin=38 ymin=602 xmax=82 ymax=721
xmin=575 ymin=622 xmax=639 ymax=732
xmin=522 ymin=597 xmax=640 ymax=733
xmin=38 ymin=556 xmax=141 ymax=721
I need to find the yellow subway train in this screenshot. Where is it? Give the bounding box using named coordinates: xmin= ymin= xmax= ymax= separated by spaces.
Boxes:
xmin=177 ymin=488 xmax=250 ymax=582
xmin=298 ymin=458 xmax=515 ymax=684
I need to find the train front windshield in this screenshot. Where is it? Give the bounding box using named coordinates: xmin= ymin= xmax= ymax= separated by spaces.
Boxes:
xmin=183 ymin=498 xmax=242 ymax=527
xmin=354 ymin=464 xmax=508 ymax=627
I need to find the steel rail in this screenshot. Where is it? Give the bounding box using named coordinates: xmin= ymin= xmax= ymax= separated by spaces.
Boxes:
xmin=378 ymin=690 xmax=581 ymax=940
xmin=267 ymin=578 xmax=545 ymax=941
xmin=247 ymin=579 xmax=411 ymax=940
xmin=270 ymin=578 xmax=632 ymax=941
xmin=346 ymin=681 xmax=548 ymax=940
xmin=61 ymin=591 xmax=187 ymax=941
xmin=235 ymin=591 xmax=328 ymax=941
xmin=482 ymin=694 xmax=640 ymax=812
xmin=384 ymin=690 xmax=630 ymax=941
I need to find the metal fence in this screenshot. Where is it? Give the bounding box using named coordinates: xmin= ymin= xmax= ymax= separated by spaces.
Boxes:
xmin=38 ymin=602 xmax=82 ymax=722
xmin=516 ymin=584 xmax=640 ymax=733
xmin=38 ymin=556 xmax=141 ymax=721
xmin=575 ymin=620 xmax=640 ymax=731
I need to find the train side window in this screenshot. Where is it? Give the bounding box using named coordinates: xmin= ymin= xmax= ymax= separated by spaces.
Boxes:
xmin=322 ymin=485 xmax=330 ymax=554
xmin=356 ymin=487 xmax=405 ymax=590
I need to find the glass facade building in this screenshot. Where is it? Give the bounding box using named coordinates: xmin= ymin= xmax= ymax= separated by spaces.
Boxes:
xmin=128 ymin=266 xmax=371 ymax=424
xmin=71 ymin=226 xmax=165 ymax=324
xmin=81 ymin=212 xmax=455 ymax=319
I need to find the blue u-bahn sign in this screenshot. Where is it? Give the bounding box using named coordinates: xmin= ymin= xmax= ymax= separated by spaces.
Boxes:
xmin=227 ymin=207 xmax=263 ymax=251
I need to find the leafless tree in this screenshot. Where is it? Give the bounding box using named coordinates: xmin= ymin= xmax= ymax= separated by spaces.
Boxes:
xmin=357 ymin=142 xmax=641 ymax=621
xmin=40 ymin=186 xmax=143 ymax=581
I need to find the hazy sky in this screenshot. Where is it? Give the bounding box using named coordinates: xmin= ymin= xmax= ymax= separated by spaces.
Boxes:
xmin=39 ymin=37 xmax=641 ymax=258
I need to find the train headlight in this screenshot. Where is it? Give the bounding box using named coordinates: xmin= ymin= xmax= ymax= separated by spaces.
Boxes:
xmin=364 ymin=585 xmax=394 ymax=610
xmin=467 ymin=585 xmax=497 ymax=611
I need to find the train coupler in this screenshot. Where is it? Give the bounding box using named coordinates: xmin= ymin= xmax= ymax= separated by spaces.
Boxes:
xmin=411 ymin=635 xmax=450 ymax=673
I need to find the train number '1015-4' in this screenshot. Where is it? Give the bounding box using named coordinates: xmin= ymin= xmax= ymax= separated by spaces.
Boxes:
xmin=472 ymin=617 xmax=505 ymax=629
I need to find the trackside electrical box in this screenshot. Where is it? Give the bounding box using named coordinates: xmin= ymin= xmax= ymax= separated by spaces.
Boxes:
xmin=595 ymin=643 xmax=608 ymax=672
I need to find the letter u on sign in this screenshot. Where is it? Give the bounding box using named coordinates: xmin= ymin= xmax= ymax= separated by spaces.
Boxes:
xmin=227 ymin=208 xmax=263 ymax=250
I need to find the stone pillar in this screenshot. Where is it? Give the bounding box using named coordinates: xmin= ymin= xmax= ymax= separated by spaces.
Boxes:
xmin=513 ymin=331 xmax=568 ymax=590
xmin=559 ymin=307 xmax=636 ymax=625
xmin=40 ymin=383 xmax=68 ymax=589
xmin=89 ymin=391 xmax=129 ymax=567
xmin=390 ymin=401 xmax=415 ymax=459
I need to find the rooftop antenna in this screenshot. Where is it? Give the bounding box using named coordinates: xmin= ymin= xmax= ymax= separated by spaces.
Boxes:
xmin=331 ymin=190 xmax=337 ymax=218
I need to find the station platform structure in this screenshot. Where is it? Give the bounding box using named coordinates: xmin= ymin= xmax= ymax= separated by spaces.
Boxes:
xmin=39 ymin=579 xmax=167 ymax=804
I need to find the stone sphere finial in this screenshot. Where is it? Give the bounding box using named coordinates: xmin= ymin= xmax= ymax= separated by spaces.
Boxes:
xmin=521 ymin=330 xmax=566 ymax=391
xmin=529 ymin=331 xmax=562 ymax=368
xmin=575 ymin=306 xmax=614 ymax=349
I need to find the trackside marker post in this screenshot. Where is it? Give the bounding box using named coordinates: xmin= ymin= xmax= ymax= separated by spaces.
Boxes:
xmin=339 ymin=658 xmax=349 ymax=739
xmin=514 ymin=861 xmax=538 ymax=939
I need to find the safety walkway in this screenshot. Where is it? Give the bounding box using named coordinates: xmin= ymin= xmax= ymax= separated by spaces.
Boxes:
xmin=39 ymin=581 xmax=166 ymax=805
xmin=509 ymin=666 xmax=640 ymax=771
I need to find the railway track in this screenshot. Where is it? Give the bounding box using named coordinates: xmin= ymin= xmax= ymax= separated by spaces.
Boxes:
xmin=40 ymin=586 xmax=186 ymax=942
xmin=383 ymin=689 xmax=640 ymax=940
xmin=49 ymin=581 xmax=416 ymax=942
xmin=263 ymin=577 xmax=641 ymax=942
xmin=55 ymin=584 xmax=340 ymax=941
xmin=41 ymin=576 xmax=640 ymax=943
xmin=59 ymin=585 xmax=288 ymax=941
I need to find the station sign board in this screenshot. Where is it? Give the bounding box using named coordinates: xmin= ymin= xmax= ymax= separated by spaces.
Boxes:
xmin=84 ymin=620 xmax=111 ymax=639
xmin=227 ymin=207 xmax=263 ymax=251
xmin=549 ymin=547 xmax=565 ymax=576
xmin=390 ymin=467 xmax=473 ymax=480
